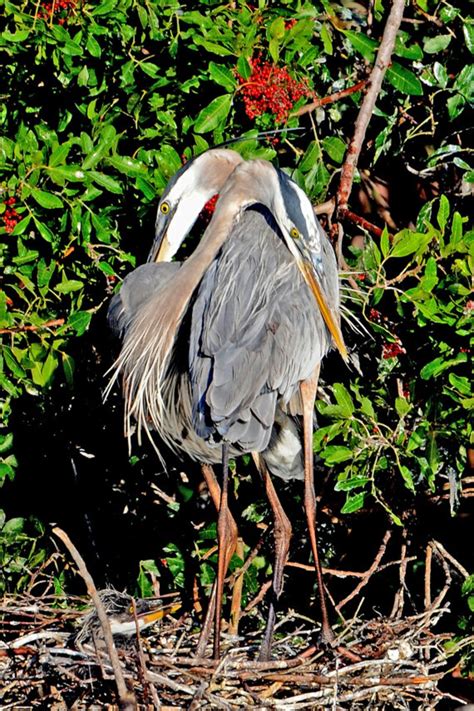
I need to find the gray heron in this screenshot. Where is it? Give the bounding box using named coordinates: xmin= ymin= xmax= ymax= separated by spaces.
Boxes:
xmin=107 ymin=149 xmax=347 ymax=659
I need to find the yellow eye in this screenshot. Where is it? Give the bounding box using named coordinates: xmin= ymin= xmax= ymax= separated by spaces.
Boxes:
xmin=290 ymin=227 xmax=299 ymax=239
xmin=160 ymin=201 xmax=170 ymax=215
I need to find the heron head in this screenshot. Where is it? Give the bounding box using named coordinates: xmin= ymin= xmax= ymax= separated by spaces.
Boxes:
xmin=149 ymin=148 xmax=243 ymax=263
xmin=214 ymin=160 xmax=348 ymax=361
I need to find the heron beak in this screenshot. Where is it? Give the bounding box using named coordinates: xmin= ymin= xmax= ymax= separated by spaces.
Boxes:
xmin=148 ymin=203 xmax=179 ymax=263
xmin=298 ymin=258 xmax=348 ymax=362
xmin=140 ymin=601 xmax=182 ymax=625
xmin=152 ymin=235 xmax=173 ymax=263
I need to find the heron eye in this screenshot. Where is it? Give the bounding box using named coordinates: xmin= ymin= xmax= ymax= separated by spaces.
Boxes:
xmin=160 ymin=201 xmax=170 ymax=215
xmin=290 ymin=227 xmax=299 ymax=239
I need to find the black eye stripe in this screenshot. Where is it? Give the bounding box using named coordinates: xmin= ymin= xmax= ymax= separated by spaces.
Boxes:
xmin=277 ymin=170 xmax=307 ymax=236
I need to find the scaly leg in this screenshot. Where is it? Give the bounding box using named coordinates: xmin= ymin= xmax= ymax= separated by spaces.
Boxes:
xmin=300 ymin=370 xmax=334 ymax=644
xmin=196 ymin=462 xmax=238 ymax=658
xmin=253 ymin=453 xmax=292 ymax=661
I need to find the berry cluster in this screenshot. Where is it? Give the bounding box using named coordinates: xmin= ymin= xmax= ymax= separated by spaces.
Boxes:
xmin=237 ymin=57 xmax=310 ymax=124
xmin=382 ymin=340 xmax=406 ymax=360
xmin=39 ymin=0 xmax=77 ymax=24
xmin=3 ymin=197 xmax=20 ymax=234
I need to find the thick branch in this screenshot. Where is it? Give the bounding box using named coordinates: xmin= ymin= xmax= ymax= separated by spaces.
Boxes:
xmin=337 ymin=0 xmax=406 ymax=216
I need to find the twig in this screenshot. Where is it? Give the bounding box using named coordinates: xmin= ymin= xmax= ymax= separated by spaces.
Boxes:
xmin=337 ymin=0 xmax=406 ymax=216
xmin=336 ymin=530 xmax=392 ymax=612
xmin=294 ymin=81 xmax=367 ymax=117
xmin=242 ymin=580 xmax=272 ymax=614
xmin=431 ymin=540 xmax=470 ymax=579
xmin=390 ymin=532 xmax=408 ymax=619
xmin=424 ymin=544 xmax=432 ymax=611
xmin=340 ymin=209 xmax=384 ymax=238
xmin=52 ymin=527 xmax=136 ymax=710
xmin=0 ymin=318 xmax=65 ymax=335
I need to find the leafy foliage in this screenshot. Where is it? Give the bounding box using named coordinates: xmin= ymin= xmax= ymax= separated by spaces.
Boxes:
xmin=0 ymin=0 xmax=472 ymax=653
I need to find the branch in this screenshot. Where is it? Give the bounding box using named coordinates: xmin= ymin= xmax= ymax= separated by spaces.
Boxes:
xmin=0 ymin=318 xmax=65 ymax=335
xmin=53 ymin=527 xmax=136 ymax=710
xmin=336 ymin=530 xmax=392 ymax=613
xmin=337 ymin=0 xmax=406 ymax=217
xmin=293 ymin=81 xmax=367 ymax=117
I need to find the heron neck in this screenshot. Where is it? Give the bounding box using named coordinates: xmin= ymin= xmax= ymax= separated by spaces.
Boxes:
xmin=179 ymin=209 xmax=234 ymax=293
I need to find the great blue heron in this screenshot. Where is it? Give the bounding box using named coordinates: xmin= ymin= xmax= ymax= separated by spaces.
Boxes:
xmin=108 ymin=149 xmax=347 ymax=659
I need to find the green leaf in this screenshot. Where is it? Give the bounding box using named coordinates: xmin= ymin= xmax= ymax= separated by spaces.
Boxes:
xmin=55 ymin=279 xmax=84 ymax=294
xmin=344 ymin=30 xmax=378 ymax=61
xmin=194 ymin=95 xmax=232 ymax=134
xmin=10 ymin=216 xmax=31 ymax=236
xmin=333 ymin=383 xmax=355 ymax=416
xmin=335 ymin=476 xmax=370 ymax=491
xmin=341 ymin=492 xmax=366 ymax=514
xmin=68 ymin=311 xmax=92 ymax=335
xmin=62 ymin=353 xmax=75 ymax=386
xmin=390 ymin=230 xmax=425 ymax=258
xmin=322 ymin=445 xmax=353 ymax=464
xmin=399 ymin=465 xmax=415 ymax=492
xmin=437 ymin=195 xmax=450 ymax=232
xmin=34 ymin=219 xmax=55 ymax=243
xmin=86 ymin=34 xmax=102 ymax=57
xmin=89 ymin=171 xmax=123 ymax=194
xmin=41 ymin=352 xmax=59 ymax=386
xmin=386 ymin=62 xmax=423 ymax=95
xmin=320 ymin=23 xmax=333 ymax=55
xmin=420 ymin=352 xmax=468 ymax=380
xmin=208 ymin=62 xmax=236 ymax=92
xmin=380 ymin=226 xmax=390 ymax=258
xmin=30 ymin=189 xmax=64 ymax=209
xmin=300 ymin=141 xmax=321 ymax=172
xmin=322 ymin=136 xmax=346 ymax=164
xmin=3 ymin=347 xmax=27 ymax=378
xmin=463 ymin=23 xmax=474 ymax=54
xmin=236 ymin=55 xmax=252 ymax=80
xmin=49 ymin=143 xmax=71 ymax=167
xmin=395 ymin=397 xmax=411 ymax=417
xmin=106 ymin=155 xmax=145 ymax=176
xmin=423 ymin=35 xmax=452 ymax=54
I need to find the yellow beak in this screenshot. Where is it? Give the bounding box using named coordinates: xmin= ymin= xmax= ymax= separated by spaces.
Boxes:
xmin=141 ymin=601 xmax=182 ymax=625
xmin=153 ymin=235 xmax=174 ymax=263
xmin=300 ymin=260 xmax=348 ymax=362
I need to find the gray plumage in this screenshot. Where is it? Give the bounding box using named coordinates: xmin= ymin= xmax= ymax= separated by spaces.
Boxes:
xmin=108 ymin=200 xmax=337 ymax=480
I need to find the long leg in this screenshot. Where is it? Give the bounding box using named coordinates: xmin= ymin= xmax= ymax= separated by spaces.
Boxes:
xmin=196 ymin=462 xmax=238 ymax=658
xmin=300 ymin=369 xmax=334 ymax=644
xmin=214 ymin=442 xmax=232 ymax=658
xmin=253 ymin=453 xmax=292 ymax=661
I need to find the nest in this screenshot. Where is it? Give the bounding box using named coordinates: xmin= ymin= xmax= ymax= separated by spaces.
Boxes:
xmin=1 ymin=588 xmax=470 ymax=709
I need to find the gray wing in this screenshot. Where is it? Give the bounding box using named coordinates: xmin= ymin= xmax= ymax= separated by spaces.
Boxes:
xmin=108 ymin=263 xmax=181 ymax=338
xmin=189 ymin=206 xmax=333 ymax=454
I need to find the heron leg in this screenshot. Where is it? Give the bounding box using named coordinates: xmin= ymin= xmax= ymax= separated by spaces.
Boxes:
xmin=301 ymin=372 xmax=334 ymax=644
xmin=213 ymin=442 xmax=233 ymax=658
xmin=253 ymin=453 xmax=292 ymax=661
xmin=196 ymin=462 xmax=238 ymax=658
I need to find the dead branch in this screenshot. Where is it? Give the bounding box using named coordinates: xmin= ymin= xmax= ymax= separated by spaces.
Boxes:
xmin=337 ymin=0 xmax=406 ymax=217
xmin=336 ymin=529 xmax=392 ymax=613
xmin=52 ymin=527 xmax=136 ymax=711
xmin=431 ymin=540 xmax=470 ymax=579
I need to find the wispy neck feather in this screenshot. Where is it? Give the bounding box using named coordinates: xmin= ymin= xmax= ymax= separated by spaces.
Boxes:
xmin=109 ymin=206 xmax=238 ymax=446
